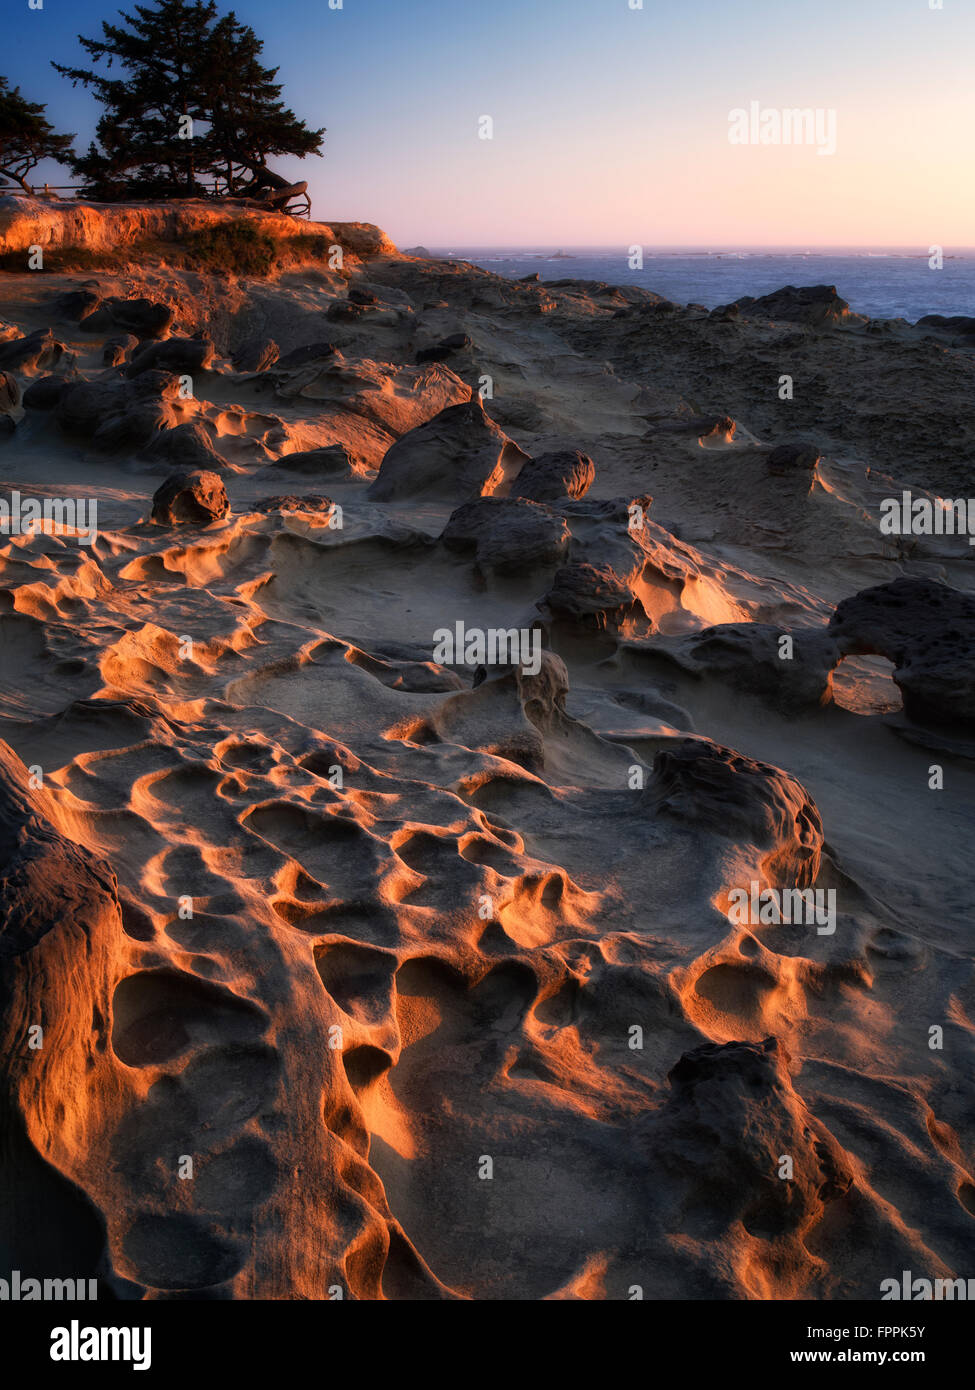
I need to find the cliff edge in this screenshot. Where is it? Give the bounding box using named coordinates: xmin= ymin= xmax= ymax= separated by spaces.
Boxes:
xmin=0 ymin=195 xmax=397 ymax=263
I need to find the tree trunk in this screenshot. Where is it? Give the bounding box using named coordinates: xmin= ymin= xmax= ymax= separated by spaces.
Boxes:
xmin=0 ymin=169 xmax=33 ymax=194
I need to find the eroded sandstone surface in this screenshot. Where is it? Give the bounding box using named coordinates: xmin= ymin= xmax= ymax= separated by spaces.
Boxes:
xmin=0 ymin=203 xmax=973 ymax=1300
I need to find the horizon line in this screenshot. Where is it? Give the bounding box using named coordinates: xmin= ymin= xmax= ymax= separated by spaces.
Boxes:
xmin=418 ymin=243 xmax=975 ymax=252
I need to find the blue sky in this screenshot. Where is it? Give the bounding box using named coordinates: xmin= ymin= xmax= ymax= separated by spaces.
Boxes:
xmin=8 ymin=0 xmax=975 ymax=247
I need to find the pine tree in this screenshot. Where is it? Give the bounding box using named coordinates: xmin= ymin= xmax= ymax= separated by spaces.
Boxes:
xmin=207 ymin=11 xmax=325 ymax=195
xmin=53 ymin=0 xmax=324 ymax=201
xmin=0 ymin=77 xmax=75 ymax=194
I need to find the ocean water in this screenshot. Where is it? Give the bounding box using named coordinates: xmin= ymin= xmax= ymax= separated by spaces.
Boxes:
xmin=430 ymin=248 xmax=975 ymax=323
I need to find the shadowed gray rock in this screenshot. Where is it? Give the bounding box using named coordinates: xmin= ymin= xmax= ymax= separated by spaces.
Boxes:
xmin=102 ymin=333 xmax=139 ymax=367
xmin=647 ymin=623 xmax=838 ymax=713
xmin=55 ymin=287 xmax=102 ymax=323
xmin=645 ymin=737 xmax=824 ymax=887
xmin=125 ymin=336 xmax=214 ymax=378
xmin=21 ymin=375 xmax=68 ymax=411
xmin=511 ymin=448 xmax=595 ymax=502
xmin=0 ymin=329 xmax=68 ymax=374
xmin=369 ymin=397 xmax=529 ymax=503
xmin=544 ymin=561 xmax=634 ymax=626
xmin=646 ymin=1039 xmax=853 ymax=1243
xmin=268 ymin=443 xmax=360 ymax=476
xmin=829 ymin=577 xmax=975 ymax=729
xmin=80 ymin=297 xmax=174 ymax=339
xmin=151 ymin=469 xmax=229 ymax=525
xmin=326 ymin=301 xmax=364 ymax=323
xmin=915 ymin=313 xmax=975 ymax=339
xmin=255 ymin=494 xmax=333 ymax=514
xmin=141 ymin=420 xmax=223 ymax=471
xmin=721 ymin=284 xmax=859 ymax=327
xmin=441 ymin=496 xmax=569 ymax=574
xmin=56 ymin=371 xmax=179 ymax=450
xmin=232 ymin=336 xmax=280 ymax=372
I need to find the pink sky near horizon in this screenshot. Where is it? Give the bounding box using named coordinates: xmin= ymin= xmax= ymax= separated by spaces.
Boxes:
xmin=271 ymin=1 xmax=975 ymax=248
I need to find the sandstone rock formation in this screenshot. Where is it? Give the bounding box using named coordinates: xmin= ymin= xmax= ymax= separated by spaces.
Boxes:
xmin=56 ymin=372 xmax=178 ymax=449
xmin=511 ymin=448 xmax=595 ymax=502
xmin=440 ymin=497 xmax=570 ymax=574
xmin=151 ymin=469 xmax=230 ymax=524
xmin=830 ymin=578 xmax=975 ymax=728
xmin=0 ymin=218 xmax=970 ymax=1304
xmin=722 ymin=283 xmax=861 ymax=327
xmin=369 ymin=397 xmax=530 ymax=503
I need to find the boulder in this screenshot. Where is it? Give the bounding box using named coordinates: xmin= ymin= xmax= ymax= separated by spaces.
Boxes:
xmin=81 ymin=296 xmax=174 ymax=339
xmin=151 ymin=469 xmax=230 ymax=525
xmin=652 ymin=623 xmax=838 ymax=713
xmin=125 ymin=335 xmax=215 ymax=378
xmin=650 ymin=1039 xmax=853 ymax=1242
xmin=369 ymin=397 xmax=529 ymax=503
xmin=646 ymin=738 xmax=824 ymax=887
xmin=721 ymin=284 xmax=855 ymax=327
xmin=22 ymin=375 xmax=68 ymax=411
xmin=539 ymin=494 xmax=685 ymax=635
xmin=55 ymin=287 xmax=102 ymax=323
xmin=326 ymin=301 xmax=364 ymax=323
xmin=829 ymin=577 xmax=975 ymax=728
xmin=441 ymin=497 xmax=569 ymax=574
xmin=270 ymin=444 xmax=359 ymax=476
xmin=511 ymin=448 xmax=595 ymax=502
xmin=915 ymin=314 xmax=975 ymax=338
xmin=349 ymin=280 xmax=414 ymax=308
xmin=697 ymin=414 xmax=738 ymax=445
xmin=232 ymin=336 xmax=279 ymax=373
xmin=56 ymin=371 xmax=179 ymax=450
xmin=102 ymin=334 xmax=139 ymax=367
xmin=255 ymin=494 xmax=334 ymax=514
xmin=0 ymin=328 xmax=67 ymax=373
xmin=141 ymin=421 xmax=222 ymax=471
xmin=544 ymin=561 xmax=633 ymax=625
xmin=709 ymin=302 xmax=740 ymax=323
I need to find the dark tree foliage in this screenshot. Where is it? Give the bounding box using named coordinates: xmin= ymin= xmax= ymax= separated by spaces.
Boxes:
xmin=206 ymin=12 xmax=324 ymax=196
xmin=53 ymin=0 xmax=324 ymax=201
xmin=0 ymin=76 xmax=75 ymax=193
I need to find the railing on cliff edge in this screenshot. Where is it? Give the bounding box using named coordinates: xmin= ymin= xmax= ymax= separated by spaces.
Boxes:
xmin=1 ymin=180 xmax=312 ymax=219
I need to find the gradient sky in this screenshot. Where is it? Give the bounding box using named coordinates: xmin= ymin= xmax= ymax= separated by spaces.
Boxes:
xmin=8 ymin=0 xmax=975 ymax=248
